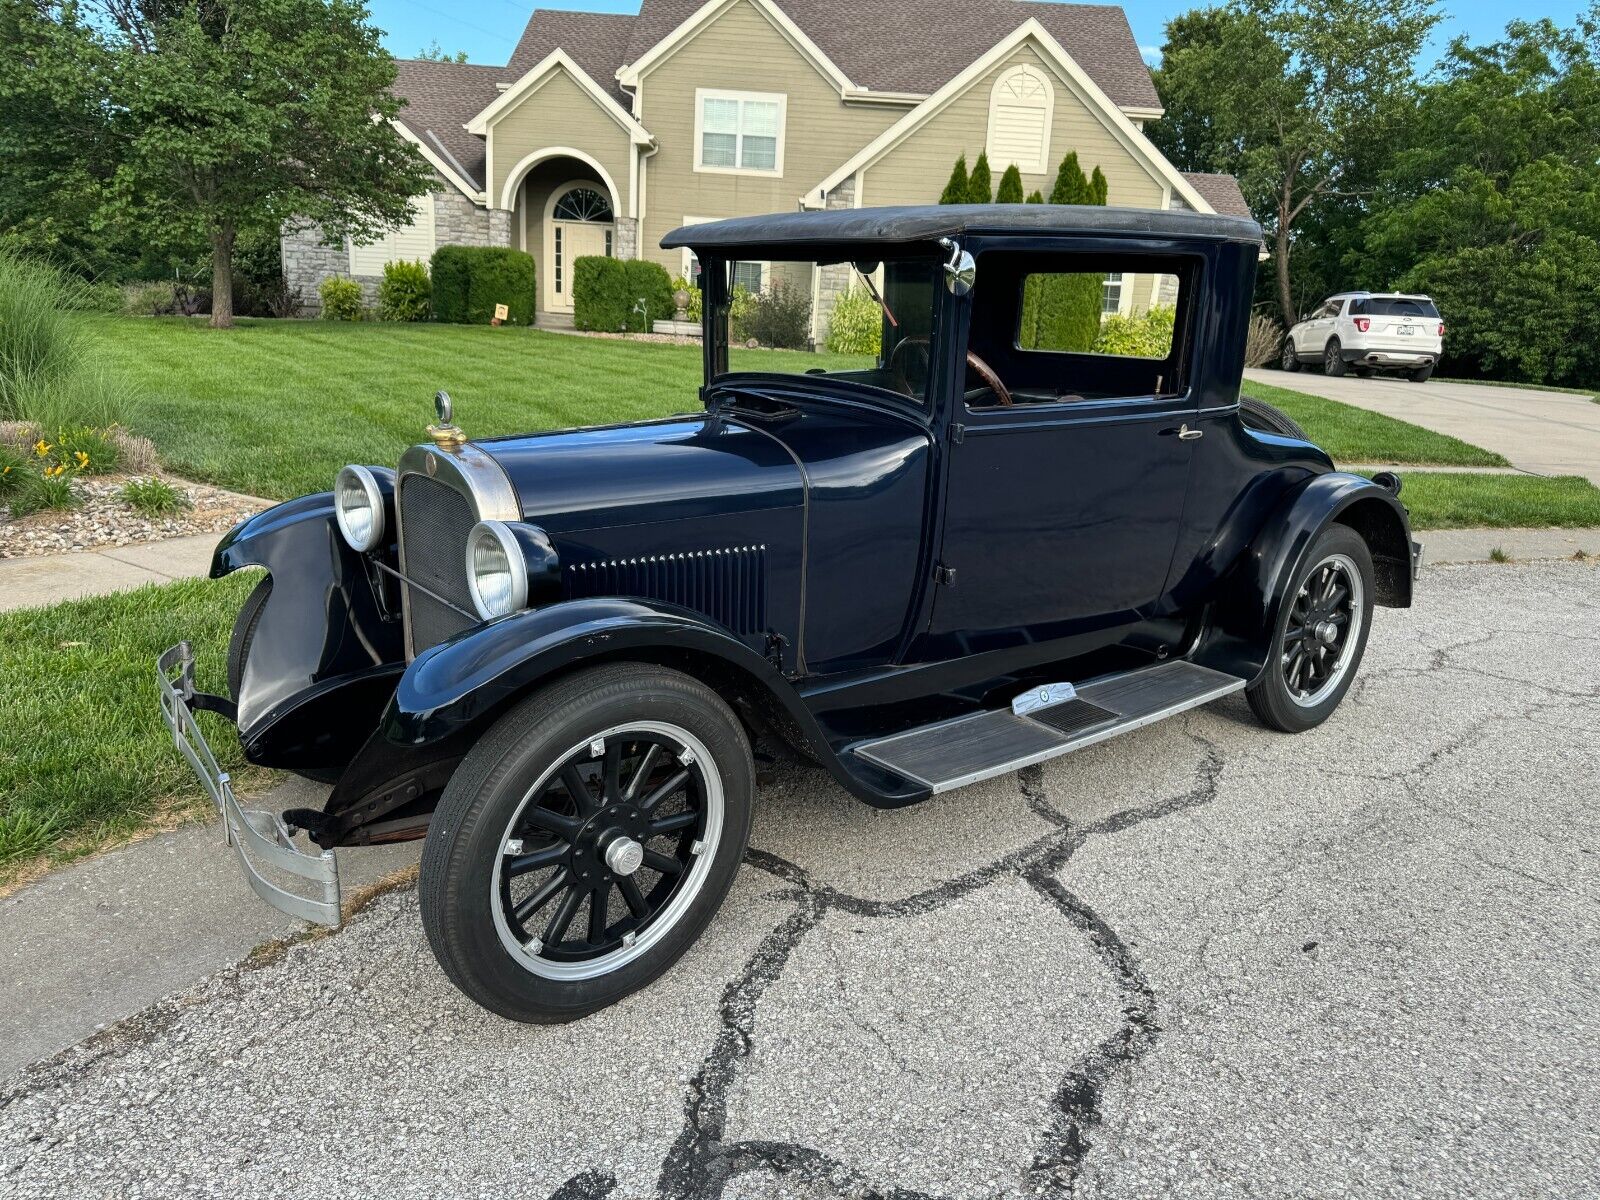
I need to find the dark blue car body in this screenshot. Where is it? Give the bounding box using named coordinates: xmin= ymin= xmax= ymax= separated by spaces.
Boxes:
xmin=209 ymin=205 xmax=1416 ymax=845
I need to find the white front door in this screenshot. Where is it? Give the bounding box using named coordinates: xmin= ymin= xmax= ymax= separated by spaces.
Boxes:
xmin=548 ymin=221 xmax=610 ymax=312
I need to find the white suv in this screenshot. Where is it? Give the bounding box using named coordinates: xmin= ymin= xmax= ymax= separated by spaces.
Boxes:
xmin=1283 ymin=292 xmax=1444 ymax=382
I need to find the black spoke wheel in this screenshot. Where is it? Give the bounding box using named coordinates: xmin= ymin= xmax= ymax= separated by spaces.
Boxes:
xmin=420 ymin=663 xmax=753 ymax=1023
xmin=493 ymin=723 xmax=720 ymax=978
xmin=1248 ymin=524 xmax=1374 ymax=733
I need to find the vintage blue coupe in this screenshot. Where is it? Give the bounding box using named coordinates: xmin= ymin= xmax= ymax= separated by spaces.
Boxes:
xmin=159 ymin=205 xmax=1419 ymax=1021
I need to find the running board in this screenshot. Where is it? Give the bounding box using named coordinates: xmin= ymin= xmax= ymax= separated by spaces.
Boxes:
xmin=850 ymin=661 xmax=1245 ymax=795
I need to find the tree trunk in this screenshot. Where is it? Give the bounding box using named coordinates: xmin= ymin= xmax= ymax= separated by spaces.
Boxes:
xmin=210 ymin=224 xmax=236 ymax=329
xmin=1275 ymin=180 xmax=1295 ymax=329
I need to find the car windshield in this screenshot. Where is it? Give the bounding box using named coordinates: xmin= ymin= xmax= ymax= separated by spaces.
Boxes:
xmin=1350 ymin=296 xmax=1439 ymax=318
xmin=699 ymin=255 xmax=942 ymax=404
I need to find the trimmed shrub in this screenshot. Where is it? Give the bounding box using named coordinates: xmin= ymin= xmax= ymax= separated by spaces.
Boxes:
xmin=939 ymin=155 xmax=970 ymax=205
xmin=966 ymin=152 xmax=993 ymax=204
xmin=1093 ymin=306 xmax=1176 ymax=358
xmin=572 ymin=257 xmax=628 ymax=331
xmin=318 ymin=276 xmax=363 ymax=321
xmin=378 ymin=260 xmax=432 ymax=322
xmin=430 ymin=245 xmax=473 ymax=324
xmin=573 ymin=259 xmax=674 ymax=333
xmin=740 ymin=282 xmax=811 ymax=349
xmin=465 ymin=248 xmax=536 ymax=325
xmin=995 ymin=165 xmax=1025 ymax=203
xmin=826 ymin=287 xmax=883 ymax=356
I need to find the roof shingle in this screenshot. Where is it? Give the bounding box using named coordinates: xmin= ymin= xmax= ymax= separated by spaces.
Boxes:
xmin=1182 ymin=172 xmax=1253 ymax=220
xmin=391 ymin=58 xmax=503 ymax=189
xmin=508 ymin=10 xmax=638 ymax=103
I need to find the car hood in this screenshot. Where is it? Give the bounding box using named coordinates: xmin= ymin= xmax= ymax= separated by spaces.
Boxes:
xmin=474 ymin=414 xmax=803 ymax=535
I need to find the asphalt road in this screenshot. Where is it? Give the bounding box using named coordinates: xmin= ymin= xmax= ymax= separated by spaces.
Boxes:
xmin=1243 ymin=368 xmax=1600 ymax=485
xmin=3 ymin=560 xmax=1597 ymax=1199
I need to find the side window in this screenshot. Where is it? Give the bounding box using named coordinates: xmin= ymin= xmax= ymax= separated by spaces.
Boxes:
xmin=1016 ymin=270 xmax=1181 ymax=360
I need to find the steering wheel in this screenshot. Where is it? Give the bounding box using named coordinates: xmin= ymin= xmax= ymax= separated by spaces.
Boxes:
xmin=887 ymin=337 xmax=1013 ymax=407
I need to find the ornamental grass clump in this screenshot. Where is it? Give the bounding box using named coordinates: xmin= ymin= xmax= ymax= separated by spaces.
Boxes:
xmin=0 ymin=250 xmax=88 ymax=421
xmin=120 ymin=476 xmax=188 ymax=517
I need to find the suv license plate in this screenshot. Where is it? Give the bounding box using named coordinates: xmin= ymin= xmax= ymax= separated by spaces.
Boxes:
xmin=1397 ymin=326 xmax=1415 ymax=335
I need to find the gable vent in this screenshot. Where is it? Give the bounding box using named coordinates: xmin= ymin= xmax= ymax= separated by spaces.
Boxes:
xmin=987 ymin=65 xmax=1054 ymax=175
xmin=564 ymin=546 xmax=767 ymax=635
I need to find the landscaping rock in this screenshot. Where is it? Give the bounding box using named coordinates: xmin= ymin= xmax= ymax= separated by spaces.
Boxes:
xmin=0 ymin=475 xmax=261 ymax=560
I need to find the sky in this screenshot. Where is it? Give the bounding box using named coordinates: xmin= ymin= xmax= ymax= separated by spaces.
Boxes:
xmin=367 ymin=0 xmax=1590 ymax=69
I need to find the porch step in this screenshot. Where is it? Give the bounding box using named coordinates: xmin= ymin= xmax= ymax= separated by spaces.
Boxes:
xmin=850 ymin=661 xmax=1246 ymax=794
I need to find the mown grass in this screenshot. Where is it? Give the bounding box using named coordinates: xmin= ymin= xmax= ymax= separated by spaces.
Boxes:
xmin=0 ymin=573 xmax=264 ymax=889
xmin=91 ymin=317 xmax=867 ymax=499
xmin=1438 ymin=377 xmax=1600 ymax=403
xmin=1245 ymin=380 xmax=1511 ymax=467
xmin=1366 ymin=473 xmax=1600 ymax=530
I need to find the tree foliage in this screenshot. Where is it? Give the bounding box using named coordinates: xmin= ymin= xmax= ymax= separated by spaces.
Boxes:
xmin=0 ymin=0 xmax=432 ymax=327
xmin=1150 ymin=0 xmax=1439 ymax=325
xmin=1020 ymin=152 xmax=1108 ymax=351
xmin=995 ymin=165 xmax=1025 ymax=203
xmin=939 ymin=155 xmax=970 ymax=205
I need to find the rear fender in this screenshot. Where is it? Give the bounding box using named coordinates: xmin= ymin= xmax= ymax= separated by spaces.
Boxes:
xmin=213 ymin=480 xmax=404 ymax=764
xmin=1194 ymin=472 xmax=1415 ymax=682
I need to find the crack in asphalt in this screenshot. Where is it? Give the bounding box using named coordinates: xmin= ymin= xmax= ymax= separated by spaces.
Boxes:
xmin=533 ymin=727 xmax=1228 ymax=1199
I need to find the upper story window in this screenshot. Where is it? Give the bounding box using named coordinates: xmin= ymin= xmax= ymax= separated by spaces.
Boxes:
xmin=348 ymin=195 xmax=435 ymax=276
xmin=695 ymin=89 xmax=786 ymax=176
xmin=986 ymin=65 xmax=1054 ymax=174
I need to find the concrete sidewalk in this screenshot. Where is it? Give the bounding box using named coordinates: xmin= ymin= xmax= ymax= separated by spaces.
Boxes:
xmin=0 ymin=776 xmax=415 ymax=1077
xmin=0 ymin=533 xmax=220 ymax=613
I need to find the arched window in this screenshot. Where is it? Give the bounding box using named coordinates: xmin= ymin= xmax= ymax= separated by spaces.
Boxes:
xmin=552 ymin=186 xmax=614 ymax=224
xmin=986 ymin=65 xmax=1054 ymax=175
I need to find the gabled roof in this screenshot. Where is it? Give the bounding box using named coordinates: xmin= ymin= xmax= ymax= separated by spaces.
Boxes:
xmin=467 ymin=49 xmax=654 ymax=145
xmin=619 ymin=0 xmax=1160 ymax=111
xmin=1181 ymin=172 xmax=1252 ymax=220
xmin=508 ymin=10 xmax=637 ymax=104
xmin=391 ymin=58 xmax=503 ymax=191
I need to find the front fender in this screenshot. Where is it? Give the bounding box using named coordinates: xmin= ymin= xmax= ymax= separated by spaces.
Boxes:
xmin=213 ymin=481 xmax=404 ymax=759
xmin=371 ymin=597 xmax=922 ymax=809
xmin=1195 ymin=472 xmax=1415 ymax=682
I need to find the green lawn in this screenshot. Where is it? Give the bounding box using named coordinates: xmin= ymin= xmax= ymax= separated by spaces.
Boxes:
xmin=1438 ymin=377 xmax=1600 ymax=403
xmin=0 ymin=574 xmax=263 ymax=888
xmin=92 ymin=317 xmax=868 ymax=499
xmin=1244 ymin=380 xmax=1511 ymax=467
xmin=1365 ymin=473 xmax=1600 ymax=530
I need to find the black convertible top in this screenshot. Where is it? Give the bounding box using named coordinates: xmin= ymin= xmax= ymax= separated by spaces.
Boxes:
xmin=661 ymin=204 xmax=1262 ymax=253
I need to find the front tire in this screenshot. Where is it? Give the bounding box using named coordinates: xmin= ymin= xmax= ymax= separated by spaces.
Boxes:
xmin=1324 ymin=339 xmax=1348 ymax=377
xmin=1247 ymin=525 xmax=1374 ymax=734
xmin=420 ymin=663 xmax=754 ymax=1023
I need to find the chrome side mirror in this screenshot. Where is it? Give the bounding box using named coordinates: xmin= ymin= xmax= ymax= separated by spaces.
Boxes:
xmin=939 ymin=237 xmax=976 ymax=296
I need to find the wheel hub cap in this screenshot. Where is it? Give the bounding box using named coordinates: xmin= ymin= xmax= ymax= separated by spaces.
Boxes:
xmin=1315 ymin=620 xmax=1338 ymax=645
xmin=604 ymin=835 xmax=644 ymax=877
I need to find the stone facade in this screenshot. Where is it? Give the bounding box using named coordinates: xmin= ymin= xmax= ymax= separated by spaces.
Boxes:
xmin=280 ymin=171 xmax=503 ymax=316
xmin=810 ymin=176 xmax=859 ymax=345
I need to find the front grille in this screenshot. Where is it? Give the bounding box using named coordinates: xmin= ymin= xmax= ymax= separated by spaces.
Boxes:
xmin=398 ymin=474 xmax=478 ymax=654
xmin=564 ymin=546 xmax=767 ymax=635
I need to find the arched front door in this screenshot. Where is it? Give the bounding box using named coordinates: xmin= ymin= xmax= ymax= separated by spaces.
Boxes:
xmin=544 ymin=183 xmax=615 ymax=313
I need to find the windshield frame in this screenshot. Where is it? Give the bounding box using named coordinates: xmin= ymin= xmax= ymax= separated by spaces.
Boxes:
xmin=698 ymin=247 xmax=948 ymax=417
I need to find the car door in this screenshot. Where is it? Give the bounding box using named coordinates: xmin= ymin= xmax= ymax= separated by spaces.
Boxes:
xmin=1296 ymin=299 xmax=1334 ymax=354
xmin=923 ymin=249 xmax=1197 ymax=657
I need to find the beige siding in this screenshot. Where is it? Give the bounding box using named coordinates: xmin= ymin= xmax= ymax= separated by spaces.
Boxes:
xmin=488 ymin=70 xmax=634 ymax=213
xmin=635 ymin=0 xmax=903 ymax=273
xmin=860 ymin=44 xmax=1166 ymax=211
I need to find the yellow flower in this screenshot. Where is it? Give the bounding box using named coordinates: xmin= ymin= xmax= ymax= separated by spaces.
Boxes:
xmin=33 ymin=439 xmax=51 ymax=458
xmin=74 ymin=450 xmax=90 ymax=468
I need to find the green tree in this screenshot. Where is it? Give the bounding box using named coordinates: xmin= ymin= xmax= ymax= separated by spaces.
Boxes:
xmin=995 ymin=164 xmax=1025 ymax=203
xmin=1090 ymin=166 xmax=1109 ymax=205
xmin=939 ymin=154 xmax=970 ymax=205
xmin=9 ymin=0 xmax=432 ymax=327
xmin=1025 ymin=190 xmax=1045 ymax=204
xmin=1048 ymin=151 xmax=1092 ymax=204
xmin=1150 ymin=0 xmax=1439 ymax=325
xmin=967 ymin=152 xmax=993 ymax=203
xmin=417 ymin=39 xmax=468 ymax=62
xmin=1022 ymin=152 xmax=1108 ymax=351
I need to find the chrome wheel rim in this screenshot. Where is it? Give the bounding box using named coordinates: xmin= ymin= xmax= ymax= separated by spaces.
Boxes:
xmin=1282 ymin=553 xmax=1364 ymax=708
xmin=1282 ymin=342 xmax=1296 ymax=368
xmin=490 ymin=721 xmax=723 ymax=981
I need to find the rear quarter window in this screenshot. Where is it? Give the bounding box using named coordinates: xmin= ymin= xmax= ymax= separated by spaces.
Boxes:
xmin=1350 ymin=297 xmax=1440 ymax=318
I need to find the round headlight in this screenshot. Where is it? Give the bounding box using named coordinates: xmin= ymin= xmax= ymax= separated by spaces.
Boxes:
xmin=466 ymin=521 xmax=528 ymax=620
xmin=334 ymin=465 xmax=385 ymax=552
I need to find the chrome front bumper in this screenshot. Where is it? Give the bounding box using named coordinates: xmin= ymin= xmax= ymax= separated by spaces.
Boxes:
xmin=157 ymin=643 xmax=342 ymax=927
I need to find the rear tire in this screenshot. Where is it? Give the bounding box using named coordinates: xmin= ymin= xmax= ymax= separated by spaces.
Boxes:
xmin=1248 ymin=524 xmax=1374 ymax=734
xmin=1409 ymin=363 xmax=1434 ymax=383
xmin=420 ymin=663 xmax=754 ymax=1023
xmin=1324 ymin=339 xmax=1348 ymax=377
xmin=1239 ymin=395 xmax=1310 ymax=441
xmin=1281 ymin=339 xmax=1302 ymax=372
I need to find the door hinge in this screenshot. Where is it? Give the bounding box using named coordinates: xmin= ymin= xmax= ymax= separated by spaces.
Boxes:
xmin=934 ymin=563 xmax=958 ymax=586
xmin=951 ymin=423 xmax=966 ymax=444
xmin=764 ymin=631 xmax=789 ymax=669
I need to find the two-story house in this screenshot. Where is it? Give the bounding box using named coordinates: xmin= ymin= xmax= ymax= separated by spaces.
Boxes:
xmin=282 ymin=0 xmax=1250 ymax=332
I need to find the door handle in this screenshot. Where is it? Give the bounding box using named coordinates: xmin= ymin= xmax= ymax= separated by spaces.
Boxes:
xmin=1162 ymin=423 xmax=1204 ymax=441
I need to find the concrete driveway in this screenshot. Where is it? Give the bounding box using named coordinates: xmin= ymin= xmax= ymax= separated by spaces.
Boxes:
xmin=1245 ymin=368 xmax=1600 ymax=484
xmin=3 ymin=561 xmax=1597 ymax=1199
